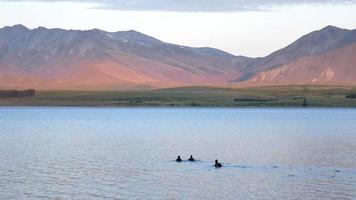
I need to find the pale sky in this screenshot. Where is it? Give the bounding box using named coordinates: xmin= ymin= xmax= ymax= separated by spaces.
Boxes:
xmin=1 ymin=0 xmax=356 ymax=57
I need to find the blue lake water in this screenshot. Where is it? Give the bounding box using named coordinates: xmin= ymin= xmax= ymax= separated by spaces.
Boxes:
xmin=0 ymin=107 xmax=355 ymax=199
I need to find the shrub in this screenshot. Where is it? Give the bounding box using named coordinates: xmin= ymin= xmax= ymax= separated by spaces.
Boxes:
xmin=0 ymin=89 xmax=35 ymax=98
xmin=346 ymin=94 xmax=356 ymax=99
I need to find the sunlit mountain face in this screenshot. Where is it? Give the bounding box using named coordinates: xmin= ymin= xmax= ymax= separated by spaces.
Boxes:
xmin=0 ymin=25 xmax=355 ymax=90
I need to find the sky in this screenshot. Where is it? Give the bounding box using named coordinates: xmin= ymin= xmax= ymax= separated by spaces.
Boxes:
xmin=0 ymin=0 xmax=356 ymax=57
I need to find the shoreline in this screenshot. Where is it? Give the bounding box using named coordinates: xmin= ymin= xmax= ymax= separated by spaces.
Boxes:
xmin=1 ymin=85 xmax=356 ymax=107
xmin=1 ymin=104 xmax=356 ymax=108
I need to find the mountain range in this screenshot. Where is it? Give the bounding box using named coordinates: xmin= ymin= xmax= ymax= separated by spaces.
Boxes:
xmin=0 ymin=24 xmax=355 ymax=90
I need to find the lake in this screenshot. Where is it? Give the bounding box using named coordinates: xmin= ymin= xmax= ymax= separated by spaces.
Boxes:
xmin=0 ymin=107 xmax=355 ymax=199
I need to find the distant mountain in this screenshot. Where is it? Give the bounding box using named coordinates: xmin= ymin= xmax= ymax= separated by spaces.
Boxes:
xmin=0 ymin=24 xmax=355 ymax=90
xmin=0 ymin=24 xmax=242 ymax=89
xmin=233 ymin=25 xmax=356 ymax=81
xmin=246 ymin=42 xmax=356 ymax=86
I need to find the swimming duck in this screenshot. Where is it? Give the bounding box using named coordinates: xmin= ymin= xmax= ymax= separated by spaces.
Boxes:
xmin=188 ymin=155 xmax=195 ymax=161
xmin=176 ymin=155 xmax=182 ymax=162
xmin=214 ymin=159 xmax=222 ymax=168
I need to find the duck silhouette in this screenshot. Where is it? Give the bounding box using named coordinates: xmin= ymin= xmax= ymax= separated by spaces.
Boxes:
xmin=214 ymin=159 xmax=222 ymax=168
xmin=176 ymin=155 xmax=182 ymax=162
xmin=188 ymin=155 xmax=195 ymax=161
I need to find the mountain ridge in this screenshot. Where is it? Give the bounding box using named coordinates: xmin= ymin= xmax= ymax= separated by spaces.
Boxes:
xmin=246 ymin=41 xmax=356 ymax=86
xmin=232 ymin=25 xmax=356 ymax=81
xmin=0 ymin=24 xmax=355 ymax=90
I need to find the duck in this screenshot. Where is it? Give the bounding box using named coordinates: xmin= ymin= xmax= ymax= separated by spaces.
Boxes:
xmin=214 ymin=159 xmax=222 ymax=168
xmin=188 ymin=155 xmax=195 ymax=161
xmin=176 ymin=155 xmax=182 ymax=162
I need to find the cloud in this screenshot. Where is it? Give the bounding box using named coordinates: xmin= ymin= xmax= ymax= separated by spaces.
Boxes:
xmin=1 ymin=0 xmax=355 ymax=12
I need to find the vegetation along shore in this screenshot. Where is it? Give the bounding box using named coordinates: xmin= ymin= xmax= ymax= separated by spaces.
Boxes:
xmin=1 ymin=86 xmax=356 ymax=107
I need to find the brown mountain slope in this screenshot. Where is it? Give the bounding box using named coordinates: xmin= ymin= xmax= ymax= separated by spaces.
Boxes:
xmin=0 ymin=52 xmax=238 ymax=90
xmin=0 ymin=62 xmax=41 ymax=89
xmin=32 ymin=55 xmax=238 ymax=90
xmin=0 ymin=25 xmax=242 ymax=90
xmin=1 ymin=25 xmax=356 ymax=90
xmin=247 ymin=42 xmax=356 ymax=86
xmin=232 ymin=25 xmax=356 ymax=81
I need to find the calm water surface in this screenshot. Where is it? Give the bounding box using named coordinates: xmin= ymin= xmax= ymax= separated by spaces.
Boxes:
xmin=0 ymin=107 xmax=355 ymax=199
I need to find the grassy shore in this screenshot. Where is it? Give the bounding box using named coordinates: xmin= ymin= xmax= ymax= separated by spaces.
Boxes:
xmin=1 ymin=85 xmax=356 ymax=107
